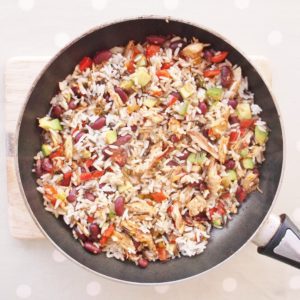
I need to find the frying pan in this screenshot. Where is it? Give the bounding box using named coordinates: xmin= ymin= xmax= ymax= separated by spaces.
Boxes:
xmin=16 ymin=16 xmax=300 ymax=284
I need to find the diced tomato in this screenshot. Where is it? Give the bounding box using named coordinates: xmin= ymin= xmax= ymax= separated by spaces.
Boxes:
xmin=211 ymin=51 xmax=228 ymax=63
xmin=145 ymin=44 xmax=160 ymax=58
xmin=149 ymin=89 xmax=163 ymax=97
xmin=203 ymin=69 xmax=221 ymax=78
xmin=85 ymin=158 xmax=95 ymax=168
xmin=157 ymin=246 xmax=168 ymax=261
xmin=79 ymin=56 xmax=93 ymax=72
xmin=240 ymin=128 xmax=248 ymax=137
xmin=167 ymin=95 xmax=178 ymax=107
xmin=240 ymin=119 xmax=255 ymax=129
xmin=156 ymin=69 xmax=172 ymax=78
xmin=133 ymin=46 xmax=141 ymax=57
xmin=87 ymin=215 xmax=94 ymax=223
xmin=100 ymin=224 xmax=115 ymax=246
xmin=229 ymin=131 xmax=239 ymax=143
xmin=209 ymin=207 xmax=218 ymax=219
xmin=236 ymin=186 xmax=247 ymax=202
xmin=216 ymin=203 xmax=226 ymax=215
xmin=161 ymin=62 xmax=173 ymax=70
xmin=49 ymin=146 xmax=64 ymax=159
xmin=80 ymin=170 xmax=104 ymax=182
xmin=150 ymin=192 xmax=167 ymax=202
xmin=126 ymin=60 xmax=135 ymax=74
xmin=60 ymin=172 xmax=72 ymax=186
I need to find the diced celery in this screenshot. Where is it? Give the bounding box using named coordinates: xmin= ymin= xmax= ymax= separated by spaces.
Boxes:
xmin=240 ymin=148 xmax=249 ymax=158
xmin=255 ymin=126 xmax=268 ymax=145
xmin=108 ymin=210 xmax=116 ymax=219
xmin=236 ymin=103 xmax=252 ymax=120
xmin=177 ymin=100 xmax=190 ymax=116
xmin=187 ymin=152 xmax=206 ymax=164
xmin=133 ymin=67 xmax=151 ymax=87
xmin=144 ymin=98 xmax=157 ymax=108
xmin=242 ymin=158 xmax=254 ymax=169
xmin=135 ymin=54 xmax=147 ymax=67
xmin=206 ymin=87 xmax=223 ymax=101
xmin=227 ymin=170 xmax=237 ymax=181
xmin=106 ymin=130 xmax=117 ymax=144
xmin=41 ymin=144 xmax=52 ymax=156
xmin=212 ymin=216 xmax=223 ymax=228
xmin=120 ymin=80 xmax=134 ymax=91
xmin=179 ymin=83 xmax=195 ymax=99
xmin=118 ymin=181 xmax=133 ymax=192
xmin=39 ymin=117 xmax=62 ymax=131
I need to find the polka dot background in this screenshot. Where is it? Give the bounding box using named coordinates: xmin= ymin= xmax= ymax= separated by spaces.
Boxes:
xmin=1 ymin=0 xmax=300 ymax=299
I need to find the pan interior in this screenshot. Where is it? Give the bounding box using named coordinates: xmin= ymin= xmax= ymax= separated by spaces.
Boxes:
xmin=17 ymin=17 xmax=283 ymax=283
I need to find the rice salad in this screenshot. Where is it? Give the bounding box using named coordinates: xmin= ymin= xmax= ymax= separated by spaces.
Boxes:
xmin=33 ymin=35 xmax=268 ymax=268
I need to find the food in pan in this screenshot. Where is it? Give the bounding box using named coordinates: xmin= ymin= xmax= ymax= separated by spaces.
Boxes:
xmin=33 ymin=35 xmax=268 ymax=268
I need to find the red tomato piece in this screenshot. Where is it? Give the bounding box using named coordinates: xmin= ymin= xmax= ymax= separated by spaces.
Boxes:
xmin=211 ymin=51 xmax=228 ymax=63
xmin=150 ymin=192 xmax=167 ymax=202
xmin=79 ymin=56 xmax=93 ymax=71
xmin=145 ymin=45 xmax=160 ymax=58
xmin=203 ymin=69 xmax=221 ymax=78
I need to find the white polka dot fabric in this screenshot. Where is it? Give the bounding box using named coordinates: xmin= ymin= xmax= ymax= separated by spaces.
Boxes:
xmin=1 ymin=0 xmax=300 ymax=299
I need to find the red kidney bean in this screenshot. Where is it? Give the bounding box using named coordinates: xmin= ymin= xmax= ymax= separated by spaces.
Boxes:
xmin=103 ymin=93 xmax=111 ymax=102
xmin=68 ymin=100 xmax=78 ymax=110
xmin=90 ymin=116 xmax=106 ymax=130
xmin=84 ymin=242 xmax=101 ymax=254
xmin=114 ymin=134 xmax=132 ymax=146
xmin=229 ymin=115 xmax=239 ymax=124
xmin=253 ymin=168 xmax=260 ymax=175
xmin=114 ymin=196 xmax=125 ymax=216
xmin=221 ymin=65 xmax=233 ymax=88
xmin=170 ymin=134 xmax=180 ymax=143
xmin=198 ymin=102 xmax=208 ymax=114
xmin=89 ymin=223 xmax=100 ymax=241
xmin=67 ymin=188 xmax=77 ymax=203
xmin=102 ymin=146 xmax=112 ymax=160
xmin=194 ymin=212 xmax=209 ymax=222
xmin=182 ymin=211 xmax=193 ymax=226
xmin=51 ymin=105 xmax=63 ymax=118
xmin=202 ymin=128 xmax=210 ymax=138
xmin=178 ymin=150 xmax=190 ymax=160
xmin=71 ymin=85 xmax=82 ymax=97
xmin=204 ymin=49 xmax=213 ymax=62
xmin=225 ymin=159 xmax=235 ymax=170
xmin=228 ymin=99 xmax=238 ymax=109
xmin=167 ymin=160 xmax=179 ymax=166
xmin=170 ymin=91 xmax=183 ymax=101
xmin=75 ymin=228 xmax=87 ymax=242
xmin=35 ymin=159 xmax=43 ymax=177
xmin=114 ymin=87 xmax=128 ymax=103
xmin=199 ymin=181 xmax=207 ymax=192
xmin=131 ymin=125 xmax=138 ymax=132
xmin=41 ymin=158 xmax=53 ymax=173
xmin=74 ymin=131 xmax=85 ymax=143
xmin=146 ymin=35 xmax=166 ymax=45
xmin=138 ymin=257 xmax=149 ymax=268
xmin=111 ymin=148 xmax=127 ymax=167
xmin=84 ymin=191 xmax=95 ymax=202
xmin=93 ymin=50 xmax=112 ymax=64
xmin=236 ymin=186 xmax=247 ymax=202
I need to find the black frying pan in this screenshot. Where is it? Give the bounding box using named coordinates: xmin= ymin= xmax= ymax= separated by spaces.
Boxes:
xmin=16 ymin=17 xmax=300 ymax=284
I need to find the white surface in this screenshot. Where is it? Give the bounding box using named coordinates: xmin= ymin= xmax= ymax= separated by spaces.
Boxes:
xmin=1 ymin=0 xmax=300 ymax=299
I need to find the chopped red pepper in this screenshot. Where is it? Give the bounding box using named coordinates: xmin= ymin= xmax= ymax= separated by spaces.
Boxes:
xmin=203 ymin=69 xmax=221 ymax=78
xmin=87 ymin=215 xmax=94 ymax=223
xmin=149 ymin=89 xmax=163 ymax=97
xmin=236 ymin=186 xmax=247 ymax=202
xmin=80 ymin=170 xmax=104 ymax=182
xmin=49 ymin=146 xmax=64 ymax=159
xmin=100 ymin=224 xmax=115 ymax=246
xmin=85 ymin=158 xmax=95 ymax=168
xmin=211 ymin=51 xmax=228 ymax=63
xmin=161 ymin=62 xmax=173 ymax=70
xmin=60 ymin=172 xmax=72 ymax=186
xmin=145 ymin=44 xmax=160 ymax=58
xmin=240 ymin=128 xmax=248 ymax=137
xmin=150 ymin=192 xmax=167 ymax=202
xmin=156 ymin=69 xmax=172 ymax=78
xmin=126 ymin=60 xmax=135 ymax=74
xmin=157 ymin=246 xmax=168 ymax=261
xmin=240 ymin=119 xmax=255 ymax=129
xmin=167 ymin=95 xmax=178 ymax=107
xmin=229 ymin=131 xmax=239 ymax=143
xmin=79 ymin=56 xmax=93 ymax=72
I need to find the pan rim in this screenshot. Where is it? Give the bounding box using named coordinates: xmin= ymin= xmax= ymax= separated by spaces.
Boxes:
xmin=15 ymin=15 xmax=286 ymax=285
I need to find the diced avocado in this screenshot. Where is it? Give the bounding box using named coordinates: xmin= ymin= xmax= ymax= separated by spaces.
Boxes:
xmin=227 ymin=170 xmax=237 ymax=181
xmin=242 ymin=158 xmax=254 ymax=169
xmin=39 ymin=117 xmax=62 ymax=131
xmin=135 ymin=54 xmax=147 ymax=67
xmin=179 ymin=83 xmax=195 ymax=99
xmin=144 ymin=98 xmax=157 ymax=108
xmin=177 ymin=100 xmax=190 ymax=116
xmin=206 ymin=87 xmax=223 ymax=101
xmin=240 ymin=148 xmax=249 ymax=158
xmin=106 ymin=130 xmax=117 ymax=144
xmin=120 ymin=80 xmax=134 ymax=91
xmin=255 ymin=126 xmax=268 ymax=145
xmin=187 ymin=152 xmax=206 ymax=164
xmin=236 ymin=103 xmax=252 ymax=120
xmin=133 ymin=67 xmax=151 ymax=87
xmin=41 ymin=144 xmax=53 ymax=156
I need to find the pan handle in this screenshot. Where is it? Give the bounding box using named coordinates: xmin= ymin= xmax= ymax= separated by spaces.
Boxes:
xmin=252 ymin=214 xmax=300 ymax=268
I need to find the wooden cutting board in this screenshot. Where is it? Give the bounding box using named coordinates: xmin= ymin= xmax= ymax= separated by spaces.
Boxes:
xmin=5 ymin=56 xmax=272 ymax=239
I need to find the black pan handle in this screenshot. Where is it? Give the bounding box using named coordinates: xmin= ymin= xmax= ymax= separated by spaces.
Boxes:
xmin=253 ymin=214 xmax=300 ymax=268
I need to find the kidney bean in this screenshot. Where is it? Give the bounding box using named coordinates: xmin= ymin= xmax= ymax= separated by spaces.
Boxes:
xmin=114 ymin=87 xmax=128 ymax=103
xmin=229 ymin=115 xmax=239 ymax=124
xmin=75 ymin=228 xmax=87 ymax=242
xmin=74 ymin=131 xmax=85 ymax=143
xmin=35 ymin=159 xmax=43 ymax=177
xmin=131 ymin=125 xmax=138 ymax=132
xmin=194 ymin=212 xmax=209 ymax=222
xmin=103 ymin=92 xmax=111 ymax=102
xmin=90 ymin=116 xmax=106 ymax=130
xmin=41 ymin=158 xmax=53 ymax=173
xmin=67 ymin=188 xmax=77 ymax=203
xmin=138 ymin=257 xmax=149 ymax=268
xmin=102 ymin=146 xmax=112 ymax=160
xmin=170 ymin=91 xmax=183 ymax=101
xmin=68 ymin=100 xmax=78 ymax=110
xmin=167 ymin=160 xmax=179 ymax=167
xmin=199 ymin=181 xmax=207 ymax=192
xmin=111 ymin=148 xmax=127 ymax=167
xmin=84 ymin=242 xmax=101 ymax=254
xmin=71 ymin=85 xmax=82 ymax=97
xmin=114 ymin=196 xmax=125 ymax=216
xmin=221 ymin=65 xmax=233 ymax=88
xmin=182 ymin=211 xmax=193 ymax=226
xmin=198 ymin=102 xmax=208 ymax=114
xmin=225 ymin=159 xmax=235 ymax=170
xmin=84 ymin=191 xmax=95 ymax=202
xmin=253 ymin=168 xmax=260 ymax=175
xmin=178 ymin=150 xmax=189 ymax=160
xmin=170 ymin=134 xmax=180 ymax=143
xmin=51 ymin=105 xmax=63 ymax=118
xmin=89 ymin=223 xmax=100 ymax=241
xmin=114 ymin=134 xmax=132 ymax=146
xmin=202 ymin=128 xmax=210 ymax=138
xmin=93 ymin=50 xmax=112 ymax=64
xmin=228 ymin=99 xmax=238 ymax=109
xmin=146 ymin=35 xmax=166 ymax=45
xmin=203 ymin=49 xmax=213 ymax=61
